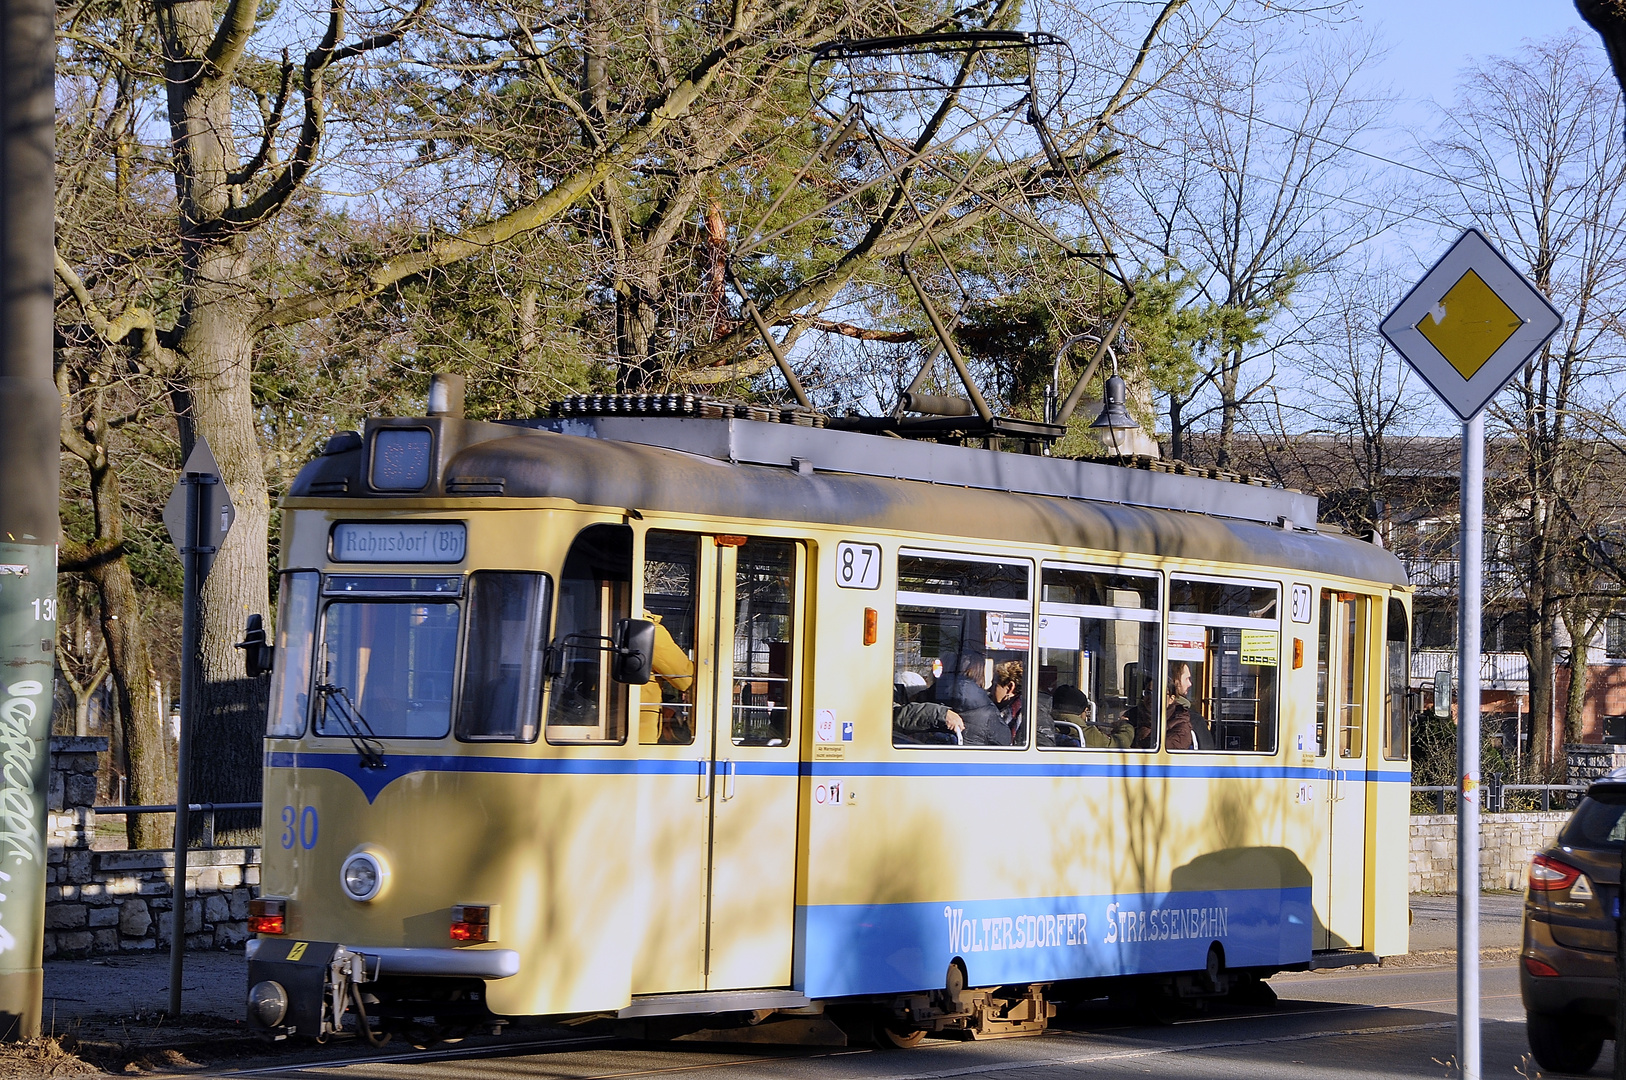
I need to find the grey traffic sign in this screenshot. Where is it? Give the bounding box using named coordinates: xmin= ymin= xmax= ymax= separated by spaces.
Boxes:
xmin=1379 ymin=227 xmax=1563 ymax=421
xmin=162 ymin=436 xmax=235 ymax=582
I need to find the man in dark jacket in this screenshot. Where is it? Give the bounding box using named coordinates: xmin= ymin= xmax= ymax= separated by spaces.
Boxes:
xmin=933 ymin=650 xmax=1011 ymax=746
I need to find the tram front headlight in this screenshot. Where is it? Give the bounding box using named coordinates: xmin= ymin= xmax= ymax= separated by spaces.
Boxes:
xmin=340 ymin=850 xmax=388 ymax=902
xmin=248 ymin=980 xmax=288 ymax=1028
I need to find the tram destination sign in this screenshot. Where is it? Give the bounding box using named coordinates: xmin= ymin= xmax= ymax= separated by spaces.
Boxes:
xmin=1379 ymin=227 xmax=1562 ymax=420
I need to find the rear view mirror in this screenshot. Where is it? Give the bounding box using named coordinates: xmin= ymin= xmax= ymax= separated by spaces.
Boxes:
xmin=1433 ymin=670 xmax=1452 ymax=718
xmin=236 ymin=614 xmax=275 ymax=678
xmin=611 ymin=619 xmax=655 ymax=685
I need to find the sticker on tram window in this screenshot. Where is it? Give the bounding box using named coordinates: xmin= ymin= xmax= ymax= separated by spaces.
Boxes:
xmin=1290 ymin=583 xmax=1313 ymax=624
xmin=1239 ymin=630 xmax=1279 ymax=666
xmin=985 ymin=613 xmax=1030 ymax=651
xmin=834 ymin=542 xmax=881 ymax=589
xmin=330 ymin=521 xmax=466 ymax=563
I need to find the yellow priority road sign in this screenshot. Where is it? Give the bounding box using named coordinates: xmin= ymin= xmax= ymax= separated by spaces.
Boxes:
xmin=1380 ymin=228 xmax=1563 ymax=421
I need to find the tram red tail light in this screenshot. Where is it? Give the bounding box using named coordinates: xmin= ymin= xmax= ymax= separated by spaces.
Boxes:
xmin=451 ymin=904 xmax=492 ymax=943
xmin=1529 ymin=854 xmax=1582 ymax=891
xmin=249 ymin=898 xmax=286 ymax=935
xmin=1523 ymin=955 xmax=1561 ymax=978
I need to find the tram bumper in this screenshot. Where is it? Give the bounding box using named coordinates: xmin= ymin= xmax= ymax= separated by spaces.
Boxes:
xmin=246 ymin=939 xmax=520 ymax=1040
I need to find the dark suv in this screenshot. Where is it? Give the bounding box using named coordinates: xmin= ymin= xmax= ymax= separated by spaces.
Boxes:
xmin=1522 ymin=770 xmax=1626 ymax=1074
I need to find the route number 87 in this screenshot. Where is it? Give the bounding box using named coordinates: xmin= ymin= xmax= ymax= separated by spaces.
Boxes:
xmin=281 ymin=805 xmax=319 ymax=850
xmin=835 ymin=542 xmax=881 ymax=590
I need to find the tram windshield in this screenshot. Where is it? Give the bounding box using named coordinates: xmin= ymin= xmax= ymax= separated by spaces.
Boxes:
xmin=316 ymin=597 xmax=459 ymax=739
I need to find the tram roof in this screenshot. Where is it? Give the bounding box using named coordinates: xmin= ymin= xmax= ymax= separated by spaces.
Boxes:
xmin=289 ymin=415 xmax=1408 ymax=588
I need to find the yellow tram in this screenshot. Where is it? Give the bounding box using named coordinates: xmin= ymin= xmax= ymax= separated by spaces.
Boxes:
xmin=242 ymin=387 xmax=1412 ymax=1043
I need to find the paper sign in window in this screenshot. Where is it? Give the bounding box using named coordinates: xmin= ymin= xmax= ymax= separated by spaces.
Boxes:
xmin=1240 ymin=630 xmax=1279 ymax=666
xmin=1167 ymin=629 xmax=1206 ymax=662
xmin=1036 ymin=614 xmax=1081 ymax=651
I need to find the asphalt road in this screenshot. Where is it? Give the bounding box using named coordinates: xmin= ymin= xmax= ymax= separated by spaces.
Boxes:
xmin=42 ymin=894 xmax=1543 ymax=1078
xmin=206 ymin=962 xmax=1539 ymax=1080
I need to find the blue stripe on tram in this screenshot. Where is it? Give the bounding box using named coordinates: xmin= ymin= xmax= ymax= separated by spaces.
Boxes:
xmin=266 ymin=750 xmax=1408 ymax=803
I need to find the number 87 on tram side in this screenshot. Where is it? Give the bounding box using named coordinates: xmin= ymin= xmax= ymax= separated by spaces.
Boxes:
xmin=239 ymin=381 xmax=1413 ymax=1045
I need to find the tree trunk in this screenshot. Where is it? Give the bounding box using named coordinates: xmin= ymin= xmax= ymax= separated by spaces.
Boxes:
xmin=160 ymin=0 xmax=273 ymax=843
xmin=1525 ymin=581 xmax=1560 ymax=778
xmin=1215 ymin=347 xmax=1242 ymax=469
xmin=61 ymin=465 xmax=174 ymax=846
xmin=93 ymin=556 xmax=176 ymax=848
xmin=1167 ymin=396 xmax=1187 ymax=462
xmin=1576 ymin=1 xmax=1626 ymax=97
xmin=174 ymin=239 xmax=271 ymax=845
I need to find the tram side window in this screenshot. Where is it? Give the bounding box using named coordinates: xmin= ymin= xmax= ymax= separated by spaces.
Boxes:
xmin=640 ymin=531 xmax=700 ymax=745
xmin=458 ymin=572 xmax=549 ymax=741
xmin=893 ymin=552 xmax=1030 ymax=748
xmin=267 ymin=571 xmax=319 ymax=737
xmin=1168 ymin=576 xmax=1281 ymax=753
xmin=1384 ymin=599 xmax=1410 ymax=761
xmin=546 ymin=524 xmax=631 ymax=744
xmin=1038 ymin=564 xmax=1161 ymax=750
xmin=733 ymin=540 xmax=798 ymax=747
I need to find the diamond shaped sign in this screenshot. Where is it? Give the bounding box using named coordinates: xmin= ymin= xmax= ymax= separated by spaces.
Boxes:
xmin=162 ymin=436 xmax=236 ymax=582
xmin=1380 ymin=228 xmax=1563 ymax=421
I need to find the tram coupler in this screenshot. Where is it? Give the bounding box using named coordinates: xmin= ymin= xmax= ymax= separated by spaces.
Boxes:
xmin=247 ymin=939 xmax=380 ymax=1041
xmin=886 ymin=983 xmax=1053 ymax=1040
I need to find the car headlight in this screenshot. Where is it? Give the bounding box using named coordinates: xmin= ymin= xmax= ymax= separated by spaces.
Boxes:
xmin=340 ymin=850 xmax=388 ymax=902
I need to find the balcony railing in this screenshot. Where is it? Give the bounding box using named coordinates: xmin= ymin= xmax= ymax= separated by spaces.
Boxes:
xmin=1411 ymin=648 xmax=1530 ymax=689
xmin=1403 ymin=558 xmax=1521 ymax=596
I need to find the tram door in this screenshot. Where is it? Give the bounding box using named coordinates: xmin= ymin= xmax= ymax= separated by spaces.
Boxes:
xmin=640 ymin=532 xmax=804 ymax=992
xmin=1317 ymin=591 xmax=1370 ymax=949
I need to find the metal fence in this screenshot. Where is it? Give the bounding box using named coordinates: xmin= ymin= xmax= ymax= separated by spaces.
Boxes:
xmin=1411 ymin=782 xmax=1581 ymax=814
xmin=93 ymin=802 xmax=261 ymax=848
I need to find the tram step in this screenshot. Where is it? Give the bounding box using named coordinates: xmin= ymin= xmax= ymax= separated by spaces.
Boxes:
xmin=1308 ymin=950 xmax=1379 ymax=970
xmin=617 ymin=988 xmax=813 ymax=1019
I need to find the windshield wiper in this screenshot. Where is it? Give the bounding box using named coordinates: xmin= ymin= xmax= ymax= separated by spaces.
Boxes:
xmin=317 ymin=682 xmax=386 ymax=769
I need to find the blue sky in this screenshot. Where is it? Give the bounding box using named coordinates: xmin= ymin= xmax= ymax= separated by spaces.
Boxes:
xmin=1352 ymin=1 xmax=1591 ymax=112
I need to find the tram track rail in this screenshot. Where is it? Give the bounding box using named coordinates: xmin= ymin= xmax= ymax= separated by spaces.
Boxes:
xmin=207 ymin=994 xmax=1502 ymax=1079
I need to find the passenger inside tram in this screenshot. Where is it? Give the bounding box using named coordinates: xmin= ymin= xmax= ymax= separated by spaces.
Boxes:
xmin=1165 ymin=661 xmax=1214 ymax=750
xmin=1125 ymin=680 xmax=1159 ymax=748
xmin=991 ymin=660 xmax=1025 ymax=742
xmin=892 ymin=671 xmax=963 ymax=743
xmin=932 ymin=649 xmax=1010 ymax=746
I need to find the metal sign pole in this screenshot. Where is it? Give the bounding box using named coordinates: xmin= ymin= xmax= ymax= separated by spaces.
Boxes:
xmin=1457 ymin=411 xmax=1484 ymax=1080
xmin=159 ymin=436 xmax=231 ymax=1018
xmin=168 ymin=471 xmax=210 ymax=1017
xmin=1381 ymin=228 xmax=1563 ymax=1080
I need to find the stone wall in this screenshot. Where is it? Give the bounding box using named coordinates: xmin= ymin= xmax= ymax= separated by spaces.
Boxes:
xmin=45 ymin=737 xmax=260 ymax=959
xmin=1410 ymin=811 xmax=1570 ymax=893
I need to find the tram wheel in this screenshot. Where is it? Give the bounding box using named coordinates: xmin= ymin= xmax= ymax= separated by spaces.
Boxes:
xmin=878 ymin=1025 xmax=927 ymax=1049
